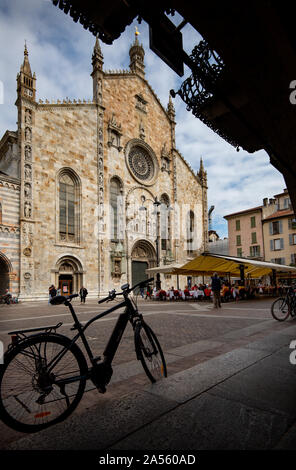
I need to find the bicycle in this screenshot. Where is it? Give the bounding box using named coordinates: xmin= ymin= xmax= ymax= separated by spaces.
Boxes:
xmin=271 ymin=286 xmax=296 ymax=321
xmin=0 ymin=277 xmax=167 ymax=433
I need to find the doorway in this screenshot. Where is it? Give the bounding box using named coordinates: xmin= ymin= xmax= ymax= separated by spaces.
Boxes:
xmin=132 ymin=261 xmax=148 ymax=292
xmin=0 ymin=254 xmax=10 ymax=295
xmin=59 ymin=274 xmax=73 ymax=295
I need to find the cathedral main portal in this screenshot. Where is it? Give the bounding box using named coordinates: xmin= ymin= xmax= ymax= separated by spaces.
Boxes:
xmin=131 ymin=240 xmax=156 ymax=290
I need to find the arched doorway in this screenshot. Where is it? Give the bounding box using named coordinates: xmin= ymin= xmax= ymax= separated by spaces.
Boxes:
xmin=0 ymin=253 xmax=10 ymax=295
xmin=56 ymin=256 xmax=83 ymax=295
xmin=131 ymin=240 xmax=156 ymax=290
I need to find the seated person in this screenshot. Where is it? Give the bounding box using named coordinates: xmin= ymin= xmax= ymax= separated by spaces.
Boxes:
xmin=158 ymin=289 xmax=167 ymax=300
xmin=2 ymin=289 xmax=12 ymax=304
xmin=204 ymin=285 xmax=211 ymax=298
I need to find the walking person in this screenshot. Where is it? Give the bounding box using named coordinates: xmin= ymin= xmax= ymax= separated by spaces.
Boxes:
xmin=48 ymin=285 xmax=57 ymax=304
xmin=211 ymin=272 xmax=222 ymax=309
xmin=79 ymin=286 xmax=88 ymax=303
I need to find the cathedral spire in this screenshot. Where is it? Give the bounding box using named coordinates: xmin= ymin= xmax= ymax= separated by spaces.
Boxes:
xmin=198 ymin=157 xmax=207 ymax=186
xmin=167 ymin=94 xmax=175 ymax=121
xmin=92 ymin=35 xmax=104 ymax=72
xmin=129 ymin=28 xmax=145 ymax=78
xmin=91 ymin=36 xmax=104 ymax=104
xmin=21 ymin=41 xmax=32 ymax=76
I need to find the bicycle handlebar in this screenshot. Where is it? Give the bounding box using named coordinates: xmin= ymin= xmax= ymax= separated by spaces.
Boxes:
xmin=98 ymin=277 xmax=154 ymax=304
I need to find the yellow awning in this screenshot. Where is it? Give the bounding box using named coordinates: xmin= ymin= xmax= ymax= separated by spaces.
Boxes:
xmin=170 ymin=253 xmax=296 ymax=279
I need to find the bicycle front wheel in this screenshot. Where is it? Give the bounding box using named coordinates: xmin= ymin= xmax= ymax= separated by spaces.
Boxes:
xmin=134 ymin=322 xmax=167 ymax=383
xmin=0 ymin=333 xmax=87 ymax=433
xmin=271 ymin=297 xmax=290 ymax=321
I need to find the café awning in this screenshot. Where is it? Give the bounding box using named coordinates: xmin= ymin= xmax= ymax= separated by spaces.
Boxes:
xmin=147 ymin=253 xmax=296 ymax=279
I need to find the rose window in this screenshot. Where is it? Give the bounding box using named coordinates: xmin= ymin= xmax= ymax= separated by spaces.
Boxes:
xmin=128 ymin=146 xmax=155 ymax=182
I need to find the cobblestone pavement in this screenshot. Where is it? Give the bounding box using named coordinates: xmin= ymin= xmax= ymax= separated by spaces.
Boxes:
xmin=1 ymin=295 xmax=296 ymax=451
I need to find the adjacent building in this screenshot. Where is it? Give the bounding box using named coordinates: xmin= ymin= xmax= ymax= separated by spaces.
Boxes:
xmin=263 ymin=189 xmax=296 ymax=266
xmin=224 ymin=189 xmax=296 ymax=268
xmin=0 ymin=36 xmax=208 ymax=300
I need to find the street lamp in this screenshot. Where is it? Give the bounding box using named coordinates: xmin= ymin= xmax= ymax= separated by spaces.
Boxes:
xmin=140 ymin=195 xmax=161 ymax=290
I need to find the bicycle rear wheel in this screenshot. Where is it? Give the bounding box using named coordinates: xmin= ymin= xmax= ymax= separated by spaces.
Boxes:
xmin=134 ymin=322 xmax=167 ymax=383
xmin=271 ymin=297 xmax=290 ymax=321
xmin=0 ymin=333 xmax=87 ymax=433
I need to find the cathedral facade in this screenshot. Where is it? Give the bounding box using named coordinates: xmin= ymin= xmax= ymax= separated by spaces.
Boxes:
xmin=0 ymin=36 xmax=208 ymax=300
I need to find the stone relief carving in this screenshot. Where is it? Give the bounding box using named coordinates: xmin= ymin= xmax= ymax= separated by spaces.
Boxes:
xmin=24 ymin=201 xmax=32 ymax=218
xmin=25 ymin=164 xmax=32 ymax=180
xmin=24 ymin=182 xmax=31 ymax=198
xmin=25 ymin=127 xmax=32 ymax=142
xmin=25 ymin=145 xmax=32 ymax=161
xmin=25 ymin=108 xmax=32 ymax=124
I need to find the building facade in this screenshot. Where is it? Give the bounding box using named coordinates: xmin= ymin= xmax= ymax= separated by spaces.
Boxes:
xmin=225 ymin=189 xmax=296 ymax=267
xmin=263 ymin=189 xmax=296 ymax=266
xmin=0 ymin=37 xmax=208 ymax=300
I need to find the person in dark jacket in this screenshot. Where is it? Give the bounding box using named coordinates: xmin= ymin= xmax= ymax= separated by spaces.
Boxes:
xmin=79 ymin=286 xmax=88 ymax=303
xmin=211 ymin=272 xmax=222 ymax=308
xmin=48 ymin=285 xmax=57 ymax=304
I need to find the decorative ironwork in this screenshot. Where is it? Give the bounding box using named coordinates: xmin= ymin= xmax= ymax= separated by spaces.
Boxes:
xmin=171 ymin=40 xmax=241 ymax=149
xmin=128 ymin=146 xmax=154 ymax=182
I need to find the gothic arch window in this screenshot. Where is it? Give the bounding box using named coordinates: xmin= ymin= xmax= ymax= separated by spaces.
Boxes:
xmin=110 ymin=176 xmax=123 ymax=241
xmin=160 ymin=193 xmax=171 ymax=251
xmin=187 ymin=210 xmax=195 ymax=255
xmin=58 ymin=169 xmax=81 ymax=243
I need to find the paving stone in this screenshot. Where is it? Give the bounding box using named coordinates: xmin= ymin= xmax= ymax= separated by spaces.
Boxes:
xmin=145 ymin=347 xmax=269 ymax=404
xmin=208 ymin=350 xmax=296 ymax=421
xmin=111 ymin=392 xmax=288 ymax=450
xmin=7 ymin=390 xmax=178 ymax=450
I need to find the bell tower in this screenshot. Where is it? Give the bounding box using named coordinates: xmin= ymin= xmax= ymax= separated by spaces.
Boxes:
xmin=129 ymin=28 xmax=145 ymax=78
xmin=16 ymin=42 xmax=36 ymax=102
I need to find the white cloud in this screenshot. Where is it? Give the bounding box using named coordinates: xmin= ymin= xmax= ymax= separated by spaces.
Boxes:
xmin=0 ymin=0 xmax=286 ymax=240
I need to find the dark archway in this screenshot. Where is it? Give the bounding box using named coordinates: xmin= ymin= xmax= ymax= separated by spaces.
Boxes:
xmin=131 ymin=240 xmax=156 ymax=290
xmin=0 ymin=253 xmax=11 ymax=295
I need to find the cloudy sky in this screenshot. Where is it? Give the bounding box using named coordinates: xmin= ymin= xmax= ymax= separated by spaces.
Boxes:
xmin=0 ymin=0 xmax=285 ymax=238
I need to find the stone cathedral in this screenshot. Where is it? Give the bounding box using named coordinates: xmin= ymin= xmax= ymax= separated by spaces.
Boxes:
xmin=0 ymin=35 xmax=208 ymax=300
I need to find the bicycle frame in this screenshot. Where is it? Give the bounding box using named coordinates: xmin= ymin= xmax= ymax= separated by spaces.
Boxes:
xmin=46 ymin=295 xmax=140 ymax=378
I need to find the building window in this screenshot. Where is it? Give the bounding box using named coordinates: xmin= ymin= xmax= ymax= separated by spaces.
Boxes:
xmin=160 ymin=193 xmax=171 ymax=251
xmin=237 ymin=248 xmax=243 ymax=257
xmin=236 ymin=235 xmax=241 ymax=246
xmin=271 ymin=257 xmax=285 ymax=265
xmin=288 ymin=218 xmax=296 ymax=230
xmin=235 ymin=220 xmax=240 ymax=231
xmin=250 ymin=245 xmax=260 ymax=257
xmin=251 ymin=232 xmax=257 ymax=244
xmin=59 ymin=173 xmax=77 ymax=242
xmin=270 ymin=238 xmax=284 ymax=251
xmin=187 ymin=210 xmax=195 ymax=255
xmin=283 ymin=197 xmax=291 ymax=209
xmin=269 ymin=220 xmax=283 ymax=235
xmin=110 ymin=177 xmax=122 ymax=241
xmin=289 ymin=233 xmax=296 ymax=245
xmin=291 ymin=254 xmax=296 ymax=265
xmin=250 ymin=216 xmax=256 ymax=228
